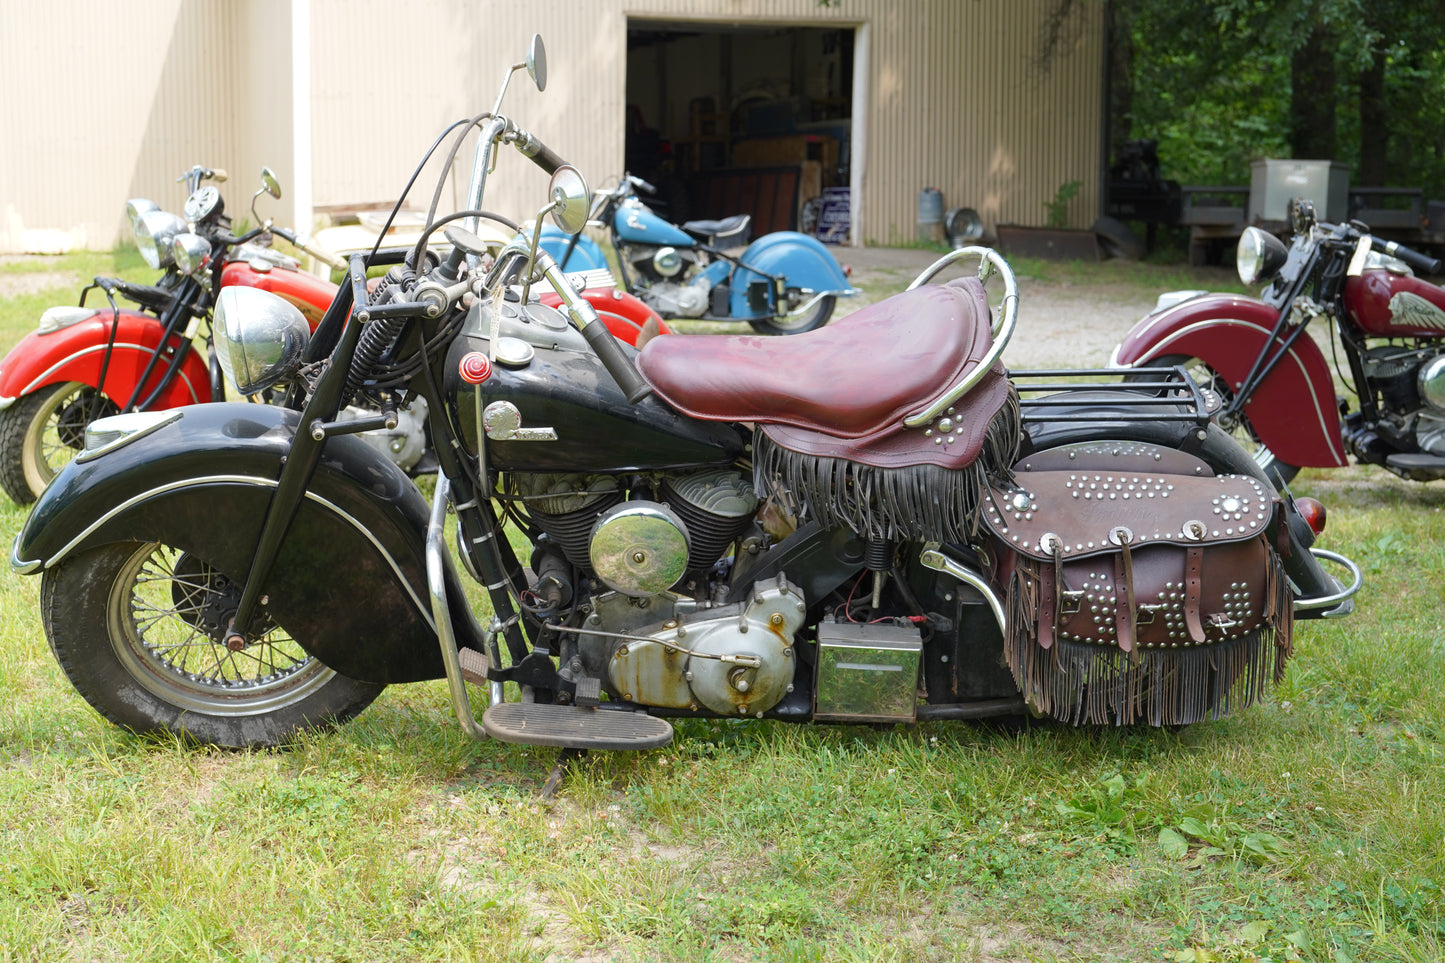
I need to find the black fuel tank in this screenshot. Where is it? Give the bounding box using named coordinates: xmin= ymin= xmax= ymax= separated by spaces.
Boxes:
xmin=442 ymin=299 xmax=746 ymax=473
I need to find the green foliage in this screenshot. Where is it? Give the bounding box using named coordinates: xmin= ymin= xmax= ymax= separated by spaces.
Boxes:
xmin=1114 ymin=0 xmax=1445 ymax=196
xmin=1045 ymin=180 xmax=1083 ymax=228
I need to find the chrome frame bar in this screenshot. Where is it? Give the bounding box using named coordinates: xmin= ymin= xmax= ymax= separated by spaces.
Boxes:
xmin=1293 ymin=548 xmax=1364 ymax=617
xmin=426 ymin=471 xmax=490 ymax=740
xmin=902 ymin=246 xmax=1019 ymax=428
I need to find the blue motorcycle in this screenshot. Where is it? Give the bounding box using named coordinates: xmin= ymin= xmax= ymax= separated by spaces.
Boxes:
xmin=539 ymin=174 xmax=856 ymax=334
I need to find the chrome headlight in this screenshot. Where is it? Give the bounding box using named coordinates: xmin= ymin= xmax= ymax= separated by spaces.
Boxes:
xmin=171 ymin=233 xmax=213 ymax=276
xmin=652 ymin=246 xmax=683 ymax=278
xmin=214 ymin=286 xmax=310 ymax=395
xmin=134 ymin=210 xmax=187 ymax=269
xmin=125 ymin=198 xmax=160 ymax=234
xmin=1236 ymin=226 xmax=1289 ymax=285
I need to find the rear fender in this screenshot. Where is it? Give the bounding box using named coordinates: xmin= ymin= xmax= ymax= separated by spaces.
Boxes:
xmin=0 ymin=309 xmax=210 ymax=408
xmin=729 ymin=231 xmax=853 ymax=318
xmin=12 ymin=403 xmax=469 ymax=683
xmin=1111 ymin=293 xmax=1346 ymax=468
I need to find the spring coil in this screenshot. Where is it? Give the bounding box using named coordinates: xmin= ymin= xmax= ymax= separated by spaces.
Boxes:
xmin=343 ymin=263 xmax=415 ymax=402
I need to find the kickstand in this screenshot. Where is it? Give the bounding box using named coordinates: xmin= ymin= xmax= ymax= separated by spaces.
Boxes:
xmin=539 ymin=747 xmax=588 ymax=800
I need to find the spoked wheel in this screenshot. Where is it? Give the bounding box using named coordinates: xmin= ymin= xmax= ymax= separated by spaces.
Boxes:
xmin=748 ymin=293 xmax=836 ymax=335
xmin=0 ymin=382 xmax=120 ymax=504
xmin=1123 ymin=354 xmax=1299 ymax=486
xmin=41 ymin=541 xmax=383 ymax=748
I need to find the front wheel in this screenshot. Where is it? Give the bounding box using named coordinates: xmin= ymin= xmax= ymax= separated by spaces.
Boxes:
xmin=1123 ymin=354 xmax=1299 ymax=486
xmin=41 ymin=541 xmax=384 ymax=748
xmin=0 ymin=382 xmax=121 ymax=504
xmin=749 ymin=293 xmax=836 ymax=335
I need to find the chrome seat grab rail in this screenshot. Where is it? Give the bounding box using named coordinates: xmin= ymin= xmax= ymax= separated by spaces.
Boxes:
xmin=902 ymin=246 xmax=1019 ymax=428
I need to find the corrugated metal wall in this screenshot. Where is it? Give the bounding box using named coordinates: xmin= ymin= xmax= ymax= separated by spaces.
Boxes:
xmin=1 ymin=0 xmax=1102 ymax=251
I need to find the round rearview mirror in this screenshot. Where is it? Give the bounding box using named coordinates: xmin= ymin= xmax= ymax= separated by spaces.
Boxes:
xmin=547 ymin=165 xmax=590 ymax=235
xmin=527 ymin=35 xmax=547 ymax=92
xmin=260 ymin=167 xmax=282 ymax=200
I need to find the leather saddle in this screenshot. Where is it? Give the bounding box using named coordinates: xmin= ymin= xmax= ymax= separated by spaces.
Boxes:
xmin=681 ymin=214 xmax=751 ymax=247
xmin=636 ymin=277 xmax=1012 ymax=469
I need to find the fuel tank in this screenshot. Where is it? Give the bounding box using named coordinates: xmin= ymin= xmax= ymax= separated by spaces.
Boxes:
xmin=612 ymin=199 xmax=695 ymax=248
xmin=1345 ymin=269 xmax=1445 ymax=337
xmin=442 ymin=297 xmax=745 ymax=472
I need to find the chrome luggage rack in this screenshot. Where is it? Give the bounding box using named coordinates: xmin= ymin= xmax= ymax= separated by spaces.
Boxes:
xmin=1010 ymin=365 xmax=1215 ymax=427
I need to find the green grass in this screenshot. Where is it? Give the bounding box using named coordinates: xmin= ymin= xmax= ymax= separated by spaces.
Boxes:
xmin=0 ymin=252 xmax=1441 ymax=960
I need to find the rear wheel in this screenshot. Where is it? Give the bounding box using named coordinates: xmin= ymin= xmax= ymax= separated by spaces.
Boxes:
xmin=41 ymin=540 xmax=383 ymax=748
xmin=749 ymin=293 xmax=836 ymax=335
xmin=0 ymin=382 xmax=120 ymax=504
xmin=1123 ymin=354 xmax=1299 ymax=486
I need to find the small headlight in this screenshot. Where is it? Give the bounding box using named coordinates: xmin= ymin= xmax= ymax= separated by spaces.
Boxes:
xmin=134 ymin=210 xmax=187 ymax=269
xmin=1236 ymin=226 xmax=1289 ymax=285
xmin=172 ymin=233 xmax=213 ymax=275
xmin=214 ymin=286 xmax=310 ymax=395
xmin=124 ymin=198 xmax=159 ymax=233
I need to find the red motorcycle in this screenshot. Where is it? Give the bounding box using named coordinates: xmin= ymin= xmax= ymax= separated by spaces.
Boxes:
xmin=1112 ymin=199 xmax=1445 ymax=485
xmin=0 ymin=166 xmax=344 ymax=503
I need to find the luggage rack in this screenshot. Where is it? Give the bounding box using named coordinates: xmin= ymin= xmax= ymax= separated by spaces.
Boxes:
xmin=1010 ymin=366 xmax=1216 ymax=427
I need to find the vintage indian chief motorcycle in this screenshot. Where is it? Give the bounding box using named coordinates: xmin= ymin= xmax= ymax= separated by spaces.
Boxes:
xmin=1112 ymin=199 xmax=1445 ymax=485
xmin=0 ymin=166 xmax=346 ymax=504
xmin=13 ymin=38 xmax=1360 ymax=752
xmin=537 ymin=172 xmax=856 ymax=334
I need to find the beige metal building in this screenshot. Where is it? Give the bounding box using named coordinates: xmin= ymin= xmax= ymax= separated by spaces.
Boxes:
xmin=0 ymin=0 xmax=1105 ymax=253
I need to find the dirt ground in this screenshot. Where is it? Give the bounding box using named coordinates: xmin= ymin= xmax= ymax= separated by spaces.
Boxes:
xmin=829 ymin=245 xmax=1167 ymax=370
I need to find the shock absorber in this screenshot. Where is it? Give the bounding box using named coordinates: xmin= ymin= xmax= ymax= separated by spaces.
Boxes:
xmin=344 ymin=262 xmax=415 ymax=402
xmin=865 ymin=537 xmax=895 ymax=610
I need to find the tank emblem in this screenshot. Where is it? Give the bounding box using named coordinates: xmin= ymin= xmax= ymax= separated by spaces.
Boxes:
xmin=1388 ymin=292 xmax=1445 ymax=331
xmin=482 ymin=401 xmax=557 ymax=442
xmin=459 ymin=351 xmax=492 ymax=384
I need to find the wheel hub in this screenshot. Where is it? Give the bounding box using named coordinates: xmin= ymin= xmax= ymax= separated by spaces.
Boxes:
xmin=171 ymin=553 xmax=241 ymax=644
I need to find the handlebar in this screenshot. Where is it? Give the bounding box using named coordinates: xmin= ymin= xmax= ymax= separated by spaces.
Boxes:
xmin=529 ymin=246 xmax=651 ymax=403
xmin=273 ymin=226 xmax=348 ymax=271
xmin=511 ymin=126 xmax=566 ymax=175
xmin=1369 ymin=233 xmax=1442 ymax=276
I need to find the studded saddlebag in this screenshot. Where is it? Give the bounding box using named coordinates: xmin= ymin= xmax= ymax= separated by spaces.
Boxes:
xmin=982 ymin=451 xmax=1293 ymax=726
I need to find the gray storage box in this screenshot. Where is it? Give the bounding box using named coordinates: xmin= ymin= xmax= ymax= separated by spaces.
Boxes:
xmin=814 ymin=620 xmax=922 ymax=722
xmin=1249 ymin=159 xmax=1350 ymax=224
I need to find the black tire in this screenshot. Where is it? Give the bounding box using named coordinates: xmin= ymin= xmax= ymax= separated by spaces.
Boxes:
xmin=0 ymin=382 xmax=120 ymax=504
xmin=748 ymin=293 xmax=836 ymax=336
xmin=41 ymin=540 xmax=384 ymax=748
xmin=1121 ymin=354 xmax=1299 ymax=486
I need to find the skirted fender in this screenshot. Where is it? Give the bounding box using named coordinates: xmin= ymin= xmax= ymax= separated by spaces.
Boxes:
xmin=11 ymin=402 xmax=475 ymax=684
xmin=536 ymin=226 xmax=611 ymax=273
xmin=1110 ymin=293 xmax=1347 ymax=468
xmin=0 ymin=309 xmax=210 ymax=408
xmin=729 ymin=231 xmax=854 ymax=319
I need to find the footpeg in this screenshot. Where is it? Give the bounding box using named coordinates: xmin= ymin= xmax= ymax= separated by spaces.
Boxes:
xmin=481 ymin=703 xmax=673 ymax=750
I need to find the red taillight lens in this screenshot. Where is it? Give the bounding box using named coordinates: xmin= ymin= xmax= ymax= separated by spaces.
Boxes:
xmin=1295 ymin=496 xmax=1327 ymax=536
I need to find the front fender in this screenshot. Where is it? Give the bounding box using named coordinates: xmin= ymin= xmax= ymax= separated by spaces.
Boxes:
xmin=1111 ymin=293 xmax=1346 ymax=468
xmin=537 ymin=226 xmax=610 ymax=273
xmin=12 ymin=402 xmax=465 ymax=684
xmin=729 ymin=232 xmax=855 ymax=318
xmin=0 ymin=309 xmax=210 ymax=408
xmin=220 ymin=261 xmax=337 ymax=328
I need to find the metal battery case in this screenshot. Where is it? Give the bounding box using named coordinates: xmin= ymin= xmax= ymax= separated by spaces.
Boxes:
xmin=814 ymin=619 xmax=923 ymax=722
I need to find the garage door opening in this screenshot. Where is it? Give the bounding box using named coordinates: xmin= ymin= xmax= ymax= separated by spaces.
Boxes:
xmin=625 ymin=21 xmax=856 ymax=242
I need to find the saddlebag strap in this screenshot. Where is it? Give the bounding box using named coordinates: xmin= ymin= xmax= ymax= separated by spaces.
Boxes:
xmin=1113 ymin=535 xmax=1137 ymax=655
xmin=1184 ymin=545 xmax=1206 ymax=643
xmin=1037 ymin=539 xmax=1060 ymax=650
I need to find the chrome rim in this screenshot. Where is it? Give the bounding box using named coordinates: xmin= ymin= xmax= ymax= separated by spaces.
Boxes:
xmin=108 ymin=543 xmax=335 ymax=716
xmin=26 ymin=382 xmax=118 ymax=490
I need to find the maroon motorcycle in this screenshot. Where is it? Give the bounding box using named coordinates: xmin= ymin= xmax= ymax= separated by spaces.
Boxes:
xmin=1111 ymin=199 xmax=1444 ymax=486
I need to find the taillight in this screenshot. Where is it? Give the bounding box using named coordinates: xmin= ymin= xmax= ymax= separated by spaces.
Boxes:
xmin=1294 ymin=496 xmax=1327 ymax=536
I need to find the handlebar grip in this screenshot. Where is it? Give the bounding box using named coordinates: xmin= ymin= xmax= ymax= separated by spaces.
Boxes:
xmin=210 ymin=168 xmax=228 ymax=183
xmin=1372 ymin=234 xmax=1443 ymax=275
xmin=513 ymin=128 xmax=566 ymax=175
xmin=581 ymin=322 xmax=652 ymax=404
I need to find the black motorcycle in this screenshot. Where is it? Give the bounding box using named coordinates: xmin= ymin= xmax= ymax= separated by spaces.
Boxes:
xmin=12 ymin=36 xmax=1360 ymax=751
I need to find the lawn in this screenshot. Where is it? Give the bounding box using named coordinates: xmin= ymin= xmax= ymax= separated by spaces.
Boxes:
xmin=0 ymin=250 xmax=1440 ymax=962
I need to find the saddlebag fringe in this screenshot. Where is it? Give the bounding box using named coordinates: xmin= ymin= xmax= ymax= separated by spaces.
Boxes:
xmin=754 ymin=391 xmax=1021 ymax=543
xmin=1003 ymin=546 xmax=1293 ymax=726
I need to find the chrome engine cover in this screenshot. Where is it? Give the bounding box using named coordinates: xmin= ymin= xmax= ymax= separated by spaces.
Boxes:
xmin=590 ymin=501 xmax=691 ymax=597
xmin=607 ymin=574 xmax=806 ymax=716
xmin=1418 ymin=354 xmax=1445 ymax=412
xmin=644 ymin=276 xmax=712 ymax=318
